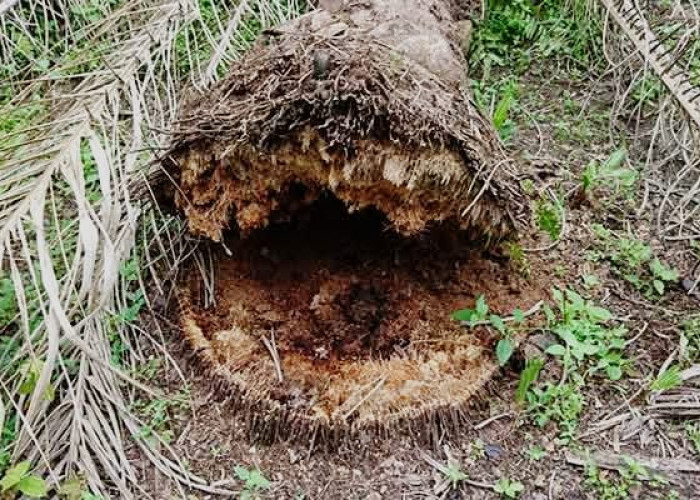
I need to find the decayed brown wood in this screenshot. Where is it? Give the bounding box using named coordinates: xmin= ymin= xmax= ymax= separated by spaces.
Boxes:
xmin=164 ymin=0 xmax=526 ymax=243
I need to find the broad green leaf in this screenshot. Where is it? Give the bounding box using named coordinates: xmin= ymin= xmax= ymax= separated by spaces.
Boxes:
xmin=579 ymin=343 xmax=600 ymax=356
xmin=234 ymin=466 xmax=251 ymax=481
xmin=545 ymin=344 xmax=566 ymax=356
xmin=496 ymin=339 xmax=514 ymax=366
xmin=604 ymin=148 xmax=627 ymax=170
xmin=552 ymin=288 xmax=564 ymax=307
xmin=587 ymin=306 xmax=611 ymax=323
xmin=0 ymin=461 xmax=31 ymax=491
xmin=650 ymin=259 xmax=678 ymax=282
xmin=246 ymin=470 xmax=271 ymax=490
xmin=653 ymin=279 xmax=664 ymax=296
xmin=555 ymin=328 xmax=578 ymax=347
xmin=451 ymin=309 xmax=475 ymax=322
xmin=527 ymin=446 xmax=547 ymax=461
xmin=606 ymin=365 xmax=623 ymax=381
xmin=17 ymin=476 xmax=47 ymax=498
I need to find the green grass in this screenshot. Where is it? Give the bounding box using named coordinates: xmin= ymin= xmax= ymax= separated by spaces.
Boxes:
xmin=470 ymin=0 xmax=604 ymax=79
xmin=0 ymin=0 xmax=123 ymax=104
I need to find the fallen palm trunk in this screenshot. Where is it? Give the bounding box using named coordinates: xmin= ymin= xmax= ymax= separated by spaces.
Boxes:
xmin=163 ymin=0 xmax=536 ymax=443
xmin=165 ymin=0 xmax=526 ymax=241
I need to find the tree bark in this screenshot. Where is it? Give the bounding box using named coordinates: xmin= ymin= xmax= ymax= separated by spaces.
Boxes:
xmin=165 ymin=0 xmax=526 ymax=242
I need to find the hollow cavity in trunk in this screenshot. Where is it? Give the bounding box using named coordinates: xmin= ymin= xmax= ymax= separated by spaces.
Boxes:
xmin=179 ymin=187 xmax=543 ymax=435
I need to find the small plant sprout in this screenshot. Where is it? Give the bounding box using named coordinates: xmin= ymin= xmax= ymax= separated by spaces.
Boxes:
xmin=650 ymin=365 xmax=682 ymax=392
xmin=234 ymin=466 xmax=271 ymax=500
xmin=494 ymin=477 xmax=524 ymax=499
xmin=526 ymin=446 xmax=547 ymax=461
xmin=443 ymin=463 xmax=469 ymax=490
xmin=452 ymin=296 xmax=533 ymax=367
xmin=516 ymin=358 xmax=544 ymax=404
xmin=582 ymin=274 xmax=600 ymax=289
xmin=451 ymin=295 xmax=489 ymax=325
xmin=469 ymin=439 xmax=486 ymax=460
xmin=580 ymin=148 xmax=637 ymax=198
xmin=535 ymin=195 xmax=564 ymax=241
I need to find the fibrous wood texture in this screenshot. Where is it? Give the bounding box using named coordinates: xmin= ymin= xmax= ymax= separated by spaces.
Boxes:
xmin=164 ymin=0 xmax=526 ymax=242
xmin=164 ymin=0 xmax=535 ymax=443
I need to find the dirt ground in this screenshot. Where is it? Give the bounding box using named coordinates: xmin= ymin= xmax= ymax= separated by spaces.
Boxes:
xmin=135 ymin=65 xmax=700 ymax=499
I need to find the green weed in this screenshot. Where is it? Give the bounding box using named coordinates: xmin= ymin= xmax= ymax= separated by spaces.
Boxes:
xmin=526 ymin=445 xmax=547 ymax=461
xmin=681 ymin=315 xmax=700 ymax=363
xmin=527 ymin=376 xmax=584 ymax=442
xmin=581 ymin=274 xmax=600 ymax=290
xmin=441 ymin=462 xmax=468 ymax=490
xmin=234 ymin=466 xmax=271 ymax=500
xmin=494 ymin=477 xmax=524 ymax=499
xmin=686 ymin=422 xmax=700 ymax=455
xmin=452 ymin=296 xmax=527 ymax=366
xmin=584 ymin=457 xmax=666 ymax=500
xmin=132 ymin=388 xmax=189 ymax=445
xmin=0 ymin=461 xmax=47 ymax=498
xmin=470 ymin=0 xmax=603 ymax=78
xmin=630 ymin=76 xmax=663 ymax=107
xmin=535 ymin=196 xmax=564 ymax=241
xmin=580 ymin=149 xmax=637 ymax=198
xmin=590 ymin=225 xmax=678 ymax=298
xmin=543 ymin=288 xmax=628 ymax=381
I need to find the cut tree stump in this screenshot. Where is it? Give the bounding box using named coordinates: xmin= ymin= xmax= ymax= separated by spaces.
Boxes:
xmin=162 ymin=0 xmax=537 ymax=444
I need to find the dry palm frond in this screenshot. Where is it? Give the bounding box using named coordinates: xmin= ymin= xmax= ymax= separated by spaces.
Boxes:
xmin=598 ymin=0 xmax=700 ymax=286
xmin=597 ymin=0 xmax=700 ymax=128
xmin=0 ymin=0 xmax=305 ymax=496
